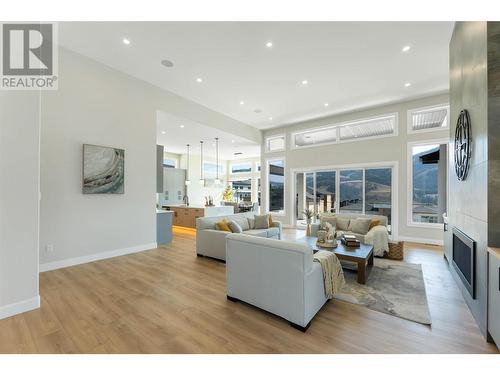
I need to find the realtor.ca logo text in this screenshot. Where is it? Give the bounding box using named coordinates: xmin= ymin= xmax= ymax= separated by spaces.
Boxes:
xmin=1 ymin=23 xmax=58 ymax=90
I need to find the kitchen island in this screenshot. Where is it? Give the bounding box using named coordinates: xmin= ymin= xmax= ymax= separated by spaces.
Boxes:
xmin=164 ymin=205 xmax=234 ymax=229
xmin=156 ymin=209 xmax=173 ymax=244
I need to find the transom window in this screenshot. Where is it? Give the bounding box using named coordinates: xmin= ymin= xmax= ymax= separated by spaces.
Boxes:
xmin=407 ymin=104 xmax=449 ymax=134
xmin=292 ymin=113 xmax=397 ymax=149
xmin=266 ymin=135 xmax=286 ymax=152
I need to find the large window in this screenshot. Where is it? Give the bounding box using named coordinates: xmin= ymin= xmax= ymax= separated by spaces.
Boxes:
xmin=295 ymin=165 xmax=393 ymax=229
xmin=230 ymin=179 xmax=252 ymax=202
xmin=409 ymin=142 xmax=447 ymax=225
xmin=268 ymin=159 xmax=285 ymax=214
xmin=365 ymin=168 xmax=392 ymax=224
xmin=316 ymin=171 xmax=336 ymax=215
xmin=203 ymin=162 xmax=224 ymax=179
xmin=231 ymin=162 xmax=252 ymax=174
xmin=339 ymin=170 xmax=363 ymax=213
xmin=163 ymin=158 xmax=176 ymax=168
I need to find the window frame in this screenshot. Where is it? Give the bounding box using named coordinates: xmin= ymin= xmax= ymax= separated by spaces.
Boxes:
xmin=290 ymin=112 xmax=398 ymax=150
xmin=230 ymin=162 xmax=253 ymax=174
xmin=407 ymin=139 xmax=449 ymax=229
xmin=265 ymin=157 xmax=286 ymax=216
xmin=290 ymin=161 xmax=398 ymax=238
xmin=407 ymin=103 xmax=450 ymax=135
xmin=265 ymin=134 xmax=286 ymax=153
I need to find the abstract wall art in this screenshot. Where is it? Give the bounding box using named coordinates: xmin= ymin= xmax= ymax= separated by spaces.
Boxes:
xmin=82 ymin=144 xmax=125 ymax=194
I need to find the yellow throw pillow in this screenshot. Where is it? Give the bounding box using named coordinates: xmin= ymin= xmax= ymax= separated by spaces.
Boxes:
xmin=215 ymin=219 xmax=232 ymax=232
xmin=369 ymin=219 xmax=381 ymax=230
xmin=268 ymin=214 xmax=273 ymax=227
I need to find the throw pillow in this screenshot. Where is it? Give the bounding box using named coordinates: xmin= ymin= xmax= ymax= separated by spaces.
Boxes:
xmin=232 ymin=216 xmax=250 ymax=231
xmin=336 ymin=216 xmax=350 ymax=231
xmin=369 ymin=219 xmax=381 ymax=230
xmin=268 ymin=214 xmax=274 ymax=227
xmin=348 ymin=218 xmax=372 ymax=235
xmin=247 ymin=217 xmax=256 ymax=229
xmin=320 ymin=215 xmax=337 ymax=228
xmin=215 ymin=219 xmax=232 ymax=232
xmin=254 ymin=214 xmax=270 ymax=229
xmin=228 ymin=220 xmax=243 ymax=233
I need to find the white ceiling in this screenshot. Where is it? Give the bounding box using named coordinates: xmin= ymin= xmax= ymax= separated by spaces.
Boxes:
xmin=59 ymin=22 xmax=454 ymax=129
xmin=157 ymin=111 xmax=260 ymax=159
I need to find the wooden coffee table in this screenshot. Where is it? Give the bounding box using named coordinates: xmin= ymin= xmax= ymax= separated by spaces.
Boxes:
xmin=301 ymin=236 xmax=374 ymax=284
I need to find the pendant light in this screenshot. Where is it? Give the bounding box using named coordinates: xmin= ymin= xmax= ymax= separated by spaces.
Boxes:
xmin=199 ymin=141 xmax=205 ymax=185
xmin=214 ymin=137 xmax=221 ymax=185
xmin=185 ymin=144 xmax=191 ymax=185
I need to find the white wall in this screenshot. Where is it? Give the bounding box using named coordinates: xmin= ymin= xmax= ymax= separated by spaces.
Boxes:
xmin=261 ymin=93 xmax=449 ymax=244
xmin=39 ymin=47 xmax=258 ymax=270
xmin=0 ymin=91 xmax=40 ymax=318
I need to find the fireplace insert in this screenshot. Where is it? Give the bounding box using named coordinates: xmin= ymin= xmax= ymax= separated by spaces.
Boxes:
xmin=452 ymin=227 xmax=476 ymax=299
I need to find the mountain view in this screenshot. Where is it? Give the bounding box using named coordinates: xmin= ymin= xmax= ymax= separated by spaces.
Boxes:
xmin=412 ymin=147 xmax=439 ymax=206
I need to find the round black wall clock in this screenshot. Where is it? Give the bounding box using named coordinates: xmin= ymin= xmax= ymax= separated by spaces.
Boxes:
xmin=454 ymin=109 xmax=471 ymax=181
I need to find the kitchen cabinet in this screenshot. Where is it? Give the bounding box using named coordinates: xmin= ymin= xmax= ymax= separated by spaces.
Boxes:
xmin=162 ymin=168 xmax=186 ymax=204
xmin=167 ymin=206 xmax=234 ymax=229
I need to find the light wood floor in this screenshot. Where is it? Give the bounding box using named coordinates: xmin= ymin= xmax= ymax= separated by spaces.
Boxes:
xmin=0 ymin=228 xmax=498 ymax=354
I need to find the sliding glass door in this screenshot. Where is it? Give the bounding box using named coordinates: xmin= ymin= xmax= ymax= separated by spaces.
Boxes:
xmin=365 ymin=168 xmax=392 ymax=225
xmin=295 ymin=166 xmax=393 ymax=230
xmin=316 ymin=171 xmax=336 ymax=216
xmin=339 ymin=169 xmax=363 ymax=213
xmin=295 ymin=170 xmax=336 ymax=226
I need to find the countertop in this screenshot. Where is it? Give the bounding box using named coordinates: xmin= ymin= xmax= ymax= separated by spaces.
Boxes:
xmin=163 ymin=205 xmax=229 ymax=209
xmin=156 ymin=209 xmax=174 ymax=214
xmin=488 ymin=247 xmax=500 ymax=260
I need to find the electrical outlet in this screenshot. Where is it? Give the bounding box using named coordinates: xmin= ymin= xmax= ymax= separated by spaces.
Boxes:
xmin=45 ymin=244 xmax=54 ymax=253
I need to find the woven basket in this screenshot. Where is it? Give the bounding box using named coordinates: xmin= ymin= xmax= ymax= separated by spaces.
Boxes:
xmin=386 ymin=241 xmax=404 ymax=260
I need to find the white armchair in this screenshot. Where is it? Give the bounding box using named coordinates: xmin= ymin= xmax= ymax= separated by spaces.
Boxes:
xmin=226 ymin=233 xmax=327 ymax=331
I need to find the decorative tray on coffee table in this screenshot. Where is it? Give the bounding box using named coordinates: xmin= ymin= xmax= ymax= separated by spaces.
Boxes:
xmin=316 ymin=240 xmax=338 ymax=249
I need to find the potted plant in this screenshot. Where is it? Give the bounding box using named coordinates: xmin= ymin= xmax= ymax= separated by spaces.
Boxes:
xmin=222 ymin=185 xmax=235 ymax=202
xmin=302 ymin=208 xmax=314 ymax=224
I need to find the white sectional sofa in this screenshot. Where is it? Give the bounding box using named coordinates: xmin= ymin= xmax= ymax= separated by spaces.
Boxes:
xmin=196 ymin=212 xmax=282 ymax=261
xmin=310 ymin=213 xmax=390 ymax=256
xmin=226 ymin=233 xmax=327 ymax=331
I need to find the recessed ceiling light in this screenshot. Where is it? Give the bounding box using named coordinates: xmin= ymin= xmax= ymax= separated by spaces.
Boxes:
xmin=180 ymin=125 xmax=185 ymax=128
xmin=161 ymin=59 xmax=174 ymax=68
xmin=324 ymin=103 xmax=329 ymax=107
xmin=302 ymin=80 xmax=308 ymax=85
xmin=266 ymin=41 xmax=273 ymax=48
xmin=240 ymin=101 xmax=245 ymax=105
xmin=404 ymin=82 xmax=411 ymax=87
xmin=161 ymin=131 xmax=166 ymax=134
xmin=122 ymin=38 xmax=131 ymax=45
xmin=402 ymin=45 xmax=411 ymax=52
xmin=196 ymin=77 xmax=203 ymax=83
xmin=231 ymin=140 xmax=235 ymax=143
xmin=268 ymin=117 xmax=273 ymax=120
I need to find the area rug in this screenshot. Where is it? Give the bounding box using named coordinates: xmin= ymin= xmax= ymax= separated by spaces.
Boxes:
xmin=334 ymin=258 xmax=431 ymax=325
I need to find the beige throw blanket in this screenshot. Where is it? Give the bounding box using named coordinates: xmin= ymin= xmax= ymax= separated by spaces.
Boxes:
xmin=313 ymin=251 xmax=345 ymax=299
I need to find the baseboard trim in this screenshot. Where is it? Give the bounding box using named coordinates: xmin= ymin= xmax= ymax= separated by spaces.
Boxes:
xmin=397 ymin=236 xmax=443 ymax=246
xmin=0 ymin=295 xmax=40 ymax=320
xmin=39 ymin=242 xmax=158 ymax=272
